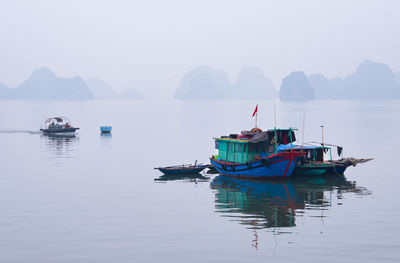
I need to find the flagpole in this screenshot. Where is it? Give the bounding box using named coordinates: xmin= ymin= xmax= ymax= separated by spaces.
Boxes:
xmin=252 ymin=104 xmax=258 ymax=128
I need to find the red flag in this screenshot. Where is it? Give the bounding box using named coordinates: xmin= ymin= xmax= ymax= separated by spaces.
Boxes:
xmin=252 ymin=104 xmax=258 ymax=117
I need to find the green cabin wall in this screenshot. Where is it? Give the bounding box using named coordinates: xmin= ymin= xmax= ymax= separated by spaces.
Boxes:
xmin=216 ymin=139 xmax=269 ymax=164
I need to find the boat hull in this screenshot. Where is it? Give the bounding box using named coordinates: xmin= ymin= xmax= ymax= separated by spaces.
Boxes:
xmin=210 ymin=151 xmax=304 ymax=179
xmin=156 ymin=165 xmax=209 ymax=175
xmin=40 ymin=127 xmax=79 ymax=134
xmin=325 ymin=165 xmax=348 ymax=174
xmin=294 ymin=162 xmax=349 ymax=176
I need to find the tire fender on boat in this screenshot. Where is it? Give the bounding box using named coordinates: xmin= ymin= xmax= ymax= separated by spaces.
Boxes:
xmin=261 ymin=158 xmax=271 ymax=167
xmin=250 ymin=127 xmax=263 ymax=133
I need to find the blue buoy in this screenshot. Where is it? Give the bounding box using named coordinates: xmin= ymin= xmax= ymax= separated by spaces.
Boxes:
xmin=100 ymin=126 xmax=112 ymax=134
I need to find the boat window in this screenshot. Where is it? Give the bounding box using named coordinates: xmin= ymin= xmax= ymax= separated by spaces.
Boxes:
xmin=235 ymin=143 xmax=244 ymax=152
xmin=219 ymin=141 xmax=227 ymax=151
xmin=243 ymin=144 xmax=247 ymax=153
xmin=248 ymin=143 xmax=262 ymax=153
xmin=316 ymin=149 xmax=324 ymax=162
xmin=228 ymin=142 xmax=234 ymax=152
xmin=262 ymin=142 xmax=268 ymax=152
xmin=248 ymin=143 xmax=255 ymax=153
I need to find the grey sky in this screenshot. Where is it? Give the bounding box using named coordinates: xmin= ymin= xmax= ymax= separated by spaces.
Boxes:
xmin=0 ymin=0 xmax=399 ymax=97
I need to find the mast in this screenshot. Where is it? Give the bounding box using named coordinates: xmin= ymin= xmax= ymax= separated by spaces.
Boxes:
xmin=302 ymin=113 xmax=305 ymax=148
xmin=320 ymin=125 xmax=324 ymax=146
xmin=274 ymin=103 xmax=278 ymax=153
xmin=321 ymin=125 xmax=325 ymax=161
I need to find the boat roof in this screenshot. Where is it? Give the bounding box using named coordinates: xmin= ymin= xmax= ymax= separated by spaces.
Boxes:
xmin=45 ymin=117 xmax=70 ymax=124
xmin=278 ymin=144 xmax=331 ymax=150
xmin=216 ymin=128 xmax=297 ymax=143
xmin=267 ymin=128 xmax=298 ymax=131
xmin=216 ymin=137 xmax=249 ymax=143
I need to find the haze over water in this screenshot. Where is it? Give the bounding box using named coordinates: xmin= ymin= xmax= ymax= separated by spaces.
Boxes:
xmin=0 ymin=99 xmax=399 ymax=262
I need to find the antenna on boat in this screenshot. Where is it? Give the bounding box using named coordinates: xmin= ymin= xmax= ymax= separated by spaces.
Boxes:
xmin=302 ymin=113 xmax=305 ymax=148
xmin=320 ymin=125 xmax=324 ymax=146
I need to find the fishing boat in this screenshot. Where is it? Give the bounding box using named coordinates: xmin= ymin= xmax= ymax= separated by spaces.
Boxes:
xmin=155 ymin=162 xmax=210 ymax=175
xmin=276 ymin=124 xmax=373 ymax=175
xmin=40 ymin=117 xmax=79 ymax=135
xmin=278 ymin=144 xmax=373 ymax=176
xmin=210 ymin=128 xmax=305 ymax=179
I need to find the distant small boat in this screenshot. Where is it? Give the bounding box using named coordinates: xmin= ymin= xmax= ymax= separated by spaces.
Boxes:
xmin=100 ymin=126 xmax=112 ymax=134
xmin=155 ymin=162 xmax=210 ymax=175
xmin=40 ymin=117 xmax=79 ymax=135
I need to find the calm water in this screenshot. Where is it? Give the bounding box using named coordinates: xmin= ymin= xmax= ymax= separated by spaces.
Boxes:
xmin=0 ymin=99 xmax=399 ymax=262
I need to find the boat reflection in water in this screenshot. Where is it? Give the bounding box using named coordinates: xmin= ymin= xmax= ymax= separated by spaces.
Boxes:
xmin=154 ymin=173 xmax=210 ymax=183
xmin=100 ymin=133 xmax=112 ymax=139
xmin=100 ymin=132 xmax=112 ymax=147
xmin=41 ymin=133 xmax=79 ymax=158
xmin=210 ymin=175 xmax=371 ymax=230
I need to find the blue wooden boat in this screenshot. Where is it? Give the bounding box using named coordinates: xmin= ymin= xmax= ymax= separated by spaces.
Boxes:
xmin=210 ymin=128 xmax=305 ymax=179
xmin=155 ymin=163 xmax=210 ymax=175
xmin=100 ymin=126 xmax=112 ymax=134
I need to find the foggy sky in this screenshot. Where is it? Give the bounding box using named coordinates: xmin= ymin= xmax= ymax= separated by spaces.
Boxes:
xmin=1 ymin=0 xmax=399 ymax=98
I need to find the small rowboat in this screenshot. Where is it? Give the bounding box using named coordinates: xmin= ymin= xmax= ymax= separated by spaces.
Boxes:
xmin=155 ymin=162 xmax=210 ymax=175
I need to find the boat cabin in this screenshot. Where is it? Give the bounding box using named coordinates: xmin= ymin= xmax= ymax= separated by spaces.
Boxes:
xmin=214 ymin=129 xmax=297 ymax=164
xmin=278 ymin=144 xmax=333 ymax=162
xmin=302 ymin=146 xmax=329 ymax=162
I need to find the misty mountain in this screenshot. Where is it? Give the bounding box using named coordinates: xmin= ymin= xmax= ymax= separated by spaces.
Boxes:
xmin=0 ymin=82 xmax=12 ymax=99
xmin=344 ymin=60 xmax=400 ymax=99
xmin=175 ymin=65 xmax=276 ymax=100
xmin=279 ymin=71 xmax=315 ymax=101
xmin=87 ymin=78 xmax=144 ymax=100
xmin=118 ymin=89 xmax=144 ymax=99
xmin=395 ymin=71 xmax=400 ymax=86
xmin=231 ymin=66 xmax=276 ymax=99
xmin=308 ymin=74 xmax=345 ymax=99
xmin=309 ymin=60 xmax=400 ymax=99
xmin=86 ymin=78 xmax=117 ymax=99
xmin=175 ymin=65 xmax=229 ymax=100
xmin=12 ymin=67 xmax=94 ymax=100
